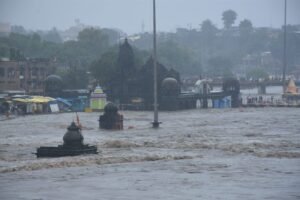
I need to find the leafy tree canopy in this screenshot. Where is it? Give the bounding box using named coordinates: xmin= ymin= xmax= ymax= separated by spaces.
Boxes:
xmin=239 ymin=19 xmax=253 ymax=36
xmin=246 ymin=67 xmax=269 ymax=80
xmin=90 ymin=49 xmax=118 ymax=87
xmin=207 ymin=56 xmax=234 ymax=78
xmin=222 ymin=10 xmax=237 ymax=29
xmin=42 ymin=27 xmax=62 ymax=43
xmin=201 ymin=19 xmax=218 ymax=36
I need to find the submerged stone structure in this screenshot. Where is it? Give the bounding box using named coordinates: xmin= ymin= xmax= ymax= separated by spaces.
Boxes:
xmin=98 ymin=39 xmax=241 ymax=110
xmin=99 ymin=103 xmax=123 ymax=130
xmin=105 ymin=39 xmax=180 ymax=109
xmin=159 ymin=77 xmax=241 ymax=110
xmin=222 ymin=78 xmax=240 ymax=108
xmin=160 ymin=77 xmax=180 ymax=111
xmin=36 ymin=122 xmax=97 ymax=157
xmin=44 ymin=74 xmax=63 ymax=98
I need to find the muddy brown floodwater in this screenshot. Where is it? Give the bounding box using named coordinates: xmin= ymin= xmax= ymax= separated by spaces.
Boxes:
xmin=0 ymin=107 xmax=300 ymax=200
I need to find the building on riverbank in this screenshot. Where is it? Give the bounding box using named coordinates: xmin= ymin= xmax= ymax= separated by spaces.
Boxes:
xmin=0 ymin=58 xmax=56 ymax=95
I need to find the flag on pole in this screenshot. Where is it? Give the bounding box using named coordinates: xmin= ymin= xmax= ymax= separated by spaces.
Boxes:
xmin=75 ymin=112 xmax=82 ymax=129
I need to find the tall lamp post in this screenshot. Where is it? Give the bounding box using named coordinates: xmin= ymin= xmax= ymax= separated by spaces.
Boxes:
xmin=282 ymin=0 xmax=287 ymax=93
xmin=152 ymin=0 xmax=160 ymax=128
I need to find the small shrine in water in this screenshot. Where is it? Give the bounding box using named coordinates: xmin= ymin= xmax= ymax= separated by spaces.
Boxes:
xmin=90 ymin=85 xmax=107 ymax=111
xmin=99 ymin=103 xmax=123 ymax=130
xmin=36 ymin=122 xmax=98 ymax=157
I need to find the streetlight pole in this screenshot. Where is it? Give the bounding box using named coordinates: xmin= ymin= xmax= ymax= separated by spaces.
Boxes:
xmin=282 ymin=0 xmax=287 ymax=93
xmin=152 ymin=0 xmax=159 ymax=128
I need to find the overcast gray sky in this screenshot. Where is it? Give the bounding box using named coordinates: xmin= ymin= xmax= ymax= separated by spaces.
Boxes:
xmin=0 ymin=0 xmax=299 ymax=34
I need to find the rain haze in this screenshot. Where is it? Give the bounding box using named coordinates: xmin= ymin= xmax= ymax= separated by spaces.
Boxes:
xmin=0 ymin=0 xmax=300 ymax=33
xmin=1 ymin=1 xmax=300 ymax=200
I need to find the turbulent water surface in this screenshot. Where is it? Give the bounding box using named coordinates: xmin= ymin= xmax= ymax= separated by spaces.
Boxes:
xmin=0 ymin=108 xmax=300 ymax=200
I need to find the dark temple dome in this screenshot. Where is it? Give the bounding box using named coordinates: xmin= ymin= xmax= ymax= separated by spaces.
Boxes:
xmin=63 ymin=122 xmax=83 ymax=146
xmin=161 ymin=77 xmax=180 ymax=96
xmin=104 ymin=102 xmax=118 ymax=114
xmin=44 ymin=74 xmax=63 ymax=97
xmin=45 ymin=74 xmax=63 ymax=83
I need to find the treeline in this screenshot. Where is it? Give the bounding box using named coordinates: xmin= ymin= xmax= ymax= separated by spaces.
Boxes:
xmin=132 ymin=10 xmax=300 ymax=79
xmin=0 ymin=27 xmax=121 ymax=88
xmin=0 ymin=9 xmax=299 ymax=89
xmin=0 ymin=27 xmax=117 ymax=63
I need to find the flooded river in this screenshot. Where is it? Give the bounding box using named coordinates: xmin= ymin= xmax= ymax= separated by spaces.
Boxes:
xmin=1 ymin=108 xmax=300 ymax=200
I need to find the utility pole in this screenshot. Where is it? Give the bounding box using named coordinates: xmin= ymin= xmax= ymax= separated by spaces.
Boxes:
xmin=282 ymin=0 xmax=287 ymax=93
xmin=152 ymin=0 xmax=160 ymax=128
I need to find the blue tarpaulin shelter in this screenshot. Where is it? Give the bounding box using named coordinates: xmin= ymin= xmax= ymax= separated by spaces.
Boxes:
xmin=56 ymin=98 xmax=72 ymax=107
xmin=213 ymin=97 xmax=231 ymax=108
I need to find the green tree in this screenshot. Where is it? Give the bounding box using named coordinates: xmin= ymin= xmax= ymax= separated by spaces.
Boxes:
xmin=239 ymin=19 xmax=253 ymax=37
xmin=90 ymin=50 xmax=118 ymax=87
xmin=201 ymin=19 xmax=218 ymax=36
xmin=237 ymin=19 xmax=254 ymax=56
xmin=9 ymin=32 xmax=30 ymax=51
xmin=76 ymin=28 xmax=110 ymax=61
xmin=247 ymin=28 xmax=269 ymax=54
xmin=271 ymin=25 xmax=300 ymax=73
xmin=78 ymin=28 xmax=108 ymax=49
xmin=207 ymin=56 xmax=233 ymax=78
xmin=29 ymin=33 xmax=43 ymax=56
xmin=200 ymin=19 xmax=218 ymax=67
xmin=61 ymin=62 xmax=89 ymax=89
xmin=222 ymin=10 xmax=237 ymax=29
xmin=0 ymin=36 xmax=10 ymax=58
xmin=246 ymin=67 xmax=268 ymax=80
xmin=43 ymin=27 xmax=62 ymax=43
xmin=157 ymin=39 xmax=200 ymax=75
xmin=200 ymin=19 xmax=218 ymax=49
xmin=11 ymin=25 xmax=27 ymax=35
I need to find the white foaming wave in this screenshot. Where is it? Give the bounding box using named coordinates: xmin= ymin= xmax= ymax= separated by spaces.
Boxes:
xmin=254 ymin=151 xmax=300 ymax=158
xmin=1 ymin=138 xmax=299 ymax=174
xmin=102 ymin=140 xmax=142 ymax=148
xmin=135 ymin=140 xmax=300 ymax=158
xmin=99 ymin=139 xmax=300 ymax=159
xmin=0 ymin=154 xmax=193 ymax=173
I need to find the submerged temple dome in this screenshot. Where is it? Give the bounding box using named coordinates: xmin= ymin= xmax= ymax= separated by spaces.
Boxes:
xmin=104 ymin=102 xmax=118 ymax=114
xmin=44 ymin=74 xmax=63 ymax=97
xmin=161 ymin=77 xmax=180 ymax=96
xmin=45 ymin=74 xmax=62 ymax=82
xmin=63 ymin=122 xmax=84 ymax=146
xmin=160 ymin=77 xmax=180 ymax=111
xmin=99 ymin=103 xmax=123 ymax=130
